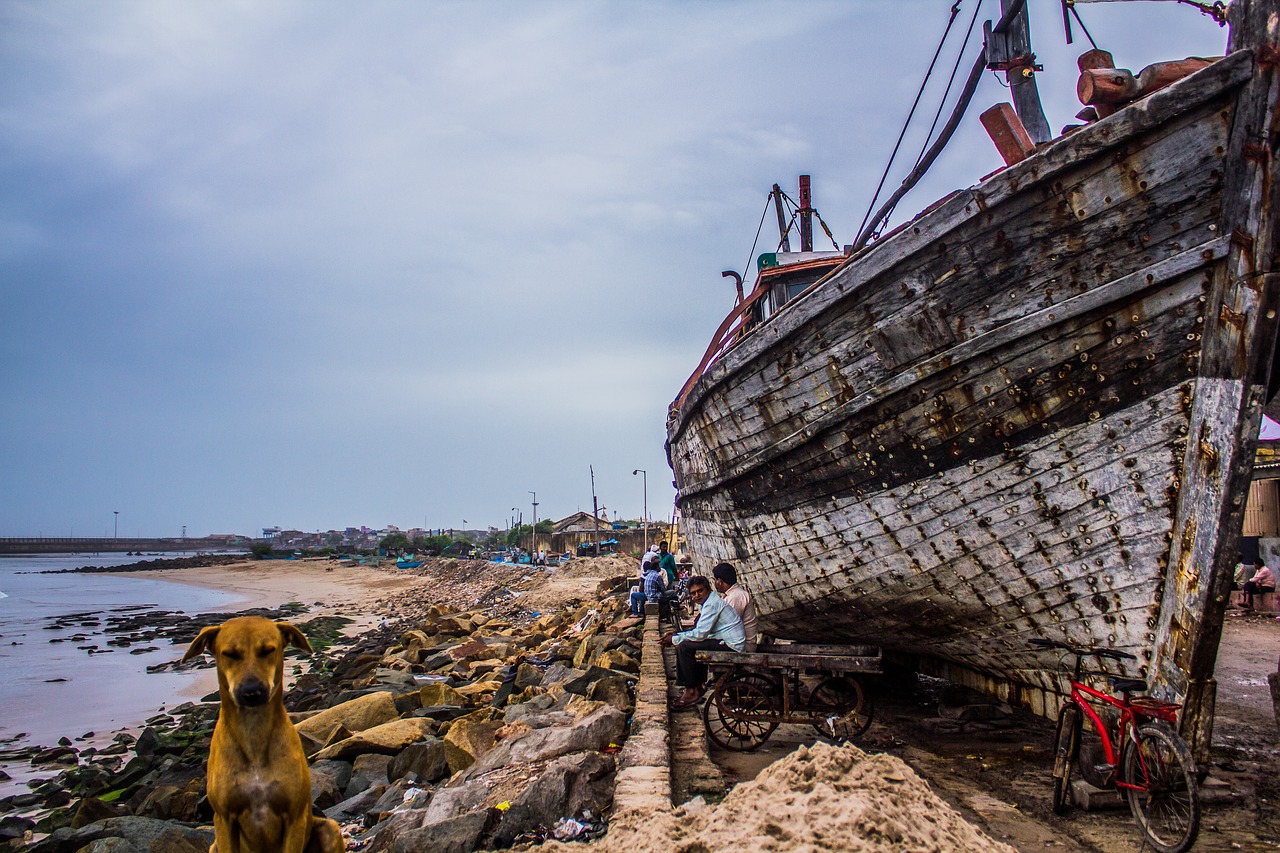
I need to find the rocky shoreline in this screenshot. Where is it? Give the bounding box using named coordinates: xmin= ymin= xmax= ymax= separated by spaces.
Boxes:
xmin=0 ymin=554 xmax=1036 ymax=852
xmin=0 ymin=555 xmax=644 ymax=851
xmin=35 ymin=554 xmax=249 ymax=575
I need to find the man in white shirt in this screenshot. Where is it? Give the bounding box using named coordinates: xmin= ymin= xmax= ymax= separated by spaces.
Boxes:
xmin=661 ymin=576 xmax=745 ymax=709
xmin=712 ymin=562 xmax=758 ymax=651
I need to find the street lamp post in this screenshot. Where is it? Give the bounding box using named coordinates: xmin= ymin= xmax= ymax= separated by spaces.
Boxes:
xmin=513 ymin=510 xmax=522 ymax=559
xmin=113 ymin=511 xmax=119 ymax=539
xmin=632 ymin=469 xmax=648 ymax=553
xmin=529 ymin=491 xmax=538 ymax=562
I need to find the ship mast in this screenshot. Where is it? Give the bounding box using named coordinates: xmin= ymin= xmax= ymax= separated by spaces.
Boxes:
xmin=986 ymin=0 xmax=1051 ymax=143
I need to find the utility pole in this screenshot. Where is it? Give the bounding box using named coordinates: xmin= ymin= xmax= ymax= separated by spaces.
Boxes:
xmin=529 ymin=491 xmax=538 ymax=559
xmin=590 ymin=466 xmax=601 ymax=557
xmin=633 ymin=469 xmax=648 ymax=552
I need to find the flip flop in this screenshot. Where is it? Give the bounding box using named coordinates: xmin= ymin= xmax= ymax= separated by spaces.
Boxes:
xmin=671 ymin=698 xmax=700 ymax=711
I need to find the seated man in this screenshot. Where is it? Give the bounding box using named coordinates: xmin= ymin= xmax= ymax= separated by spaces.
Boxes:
xmin=661 ymin=575 xmax=745 ymax=709
xmin=629 ymin=551 xmax=665 ymax=618
xmin=1242 ymin=557 xmax=1276 ymax=610
xmin=712 ymin=562 xmax=758 ymax=652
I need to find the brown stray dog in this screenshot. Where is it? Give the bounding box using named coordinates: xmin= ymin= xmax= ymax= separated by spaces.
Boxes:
xmin=183 ymin=616 xmax=345 ymax=853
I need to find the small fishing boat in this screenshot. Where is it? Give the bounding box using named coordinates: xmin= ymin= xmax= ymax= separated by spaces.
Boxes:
xmin=667 ymin=0 xmax=1280 ymax=759
xmin=395 ymin=556 xmax=425 ymax=569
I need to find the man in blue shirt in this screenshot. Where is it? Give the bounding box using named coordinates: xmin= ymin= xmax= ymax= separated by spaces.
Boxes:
xmin=661 ymin=575 xmax=745 ymax=709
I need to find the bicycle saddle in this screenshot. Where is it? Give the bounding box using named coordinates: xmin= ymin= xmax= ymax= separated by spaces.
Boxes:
xmin=1109 ymin=677 xmax=1147 ymax=694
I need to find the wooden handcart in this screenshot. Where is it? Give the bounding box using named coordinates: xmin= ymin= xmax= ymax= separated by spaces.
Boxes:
xmin=695 ymin=642 xmax=881 ymax=751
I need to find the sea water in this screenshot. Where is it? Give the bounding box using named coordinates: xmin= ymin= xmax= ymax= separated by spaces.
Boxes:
xmin=0 ymin=553 xmax=244 ymax=791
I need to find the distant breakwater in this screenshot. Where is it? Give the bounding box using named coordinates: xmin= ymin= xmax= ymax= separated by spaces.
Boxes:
xmin=37 ymin=554 xmax=248 ymax=575
xmin=0 ymin=537 xmax=246 ymax=555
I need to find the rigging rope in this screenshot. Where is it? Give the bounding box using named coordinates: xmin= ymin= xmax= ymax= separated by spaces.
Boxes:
xmin=738 ymin=196 xmax=773 ymax=285
xmin=774 ymin=188 xmax=842 ymax=252
xmin=853 ymin=0 xmax=1029 ymax=250
xmin=855 ymin=2 xmax=966 ymax=242
xmin=915 ymin=0 xmax=986 ymax=169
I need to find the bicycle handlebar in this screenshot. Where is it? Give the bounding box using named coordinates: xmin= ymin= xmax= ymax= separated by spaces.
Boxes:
xmin=1029 ymin=638 xmax=1136 ymax=662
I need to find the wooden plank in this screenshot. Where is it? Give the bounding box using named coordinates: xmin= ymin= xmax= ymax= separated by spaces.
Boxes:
xmin=758 ymin=642 xmax=881 ymax=657
xmin=1152 ymin=0 xmax=1280 ymax=762
xmin=675 ymin=105 xmax=1230 ymax=488
xmin=694 ymin=650 xmax=883 ymax=674
xmin=680 ymin=239 xmax=1226 ymax=499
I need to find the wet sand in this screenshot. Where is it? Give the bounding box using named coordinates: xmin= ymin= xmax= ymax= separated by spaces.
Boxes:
xmin=126 ymin=557 xmax=432 ymax=700
xmin=129 ymin=556 xmax=430 ymax=628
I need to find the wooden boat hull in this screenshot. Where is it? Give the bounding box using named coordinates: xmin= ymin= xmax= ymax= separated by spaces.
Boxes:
xmin=667 ymin=22 xmax=1280 ymax=757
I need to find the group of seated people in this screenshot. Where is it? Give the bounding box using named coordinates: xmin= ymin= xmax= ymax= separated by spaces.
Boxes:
xmin=657 ymin=562 xmax=758 ymax=710
xmin=626 ymin=545 xmax=761 ymax=709
xmin=628 ymin=540 xmax=681 ymax=617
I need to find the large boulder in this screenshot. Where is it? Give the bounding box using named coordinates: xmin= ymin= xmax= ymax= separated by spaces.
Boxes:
xmin=442 ymin=719 xmax=503 ymax=774
xmin=464 ymin=705 xmax=625 ymax=779
xmin=134 ymin=778 xmax=202 ymax=822
xmin=388 ymin=737 xmax=450 ymax=784
xmin=324 ymin=782 xmax=388 ymax=821
xmin=313 ymin=718 xmax=437 ymax=762
xmin=310 ymin=759 xmax=354 ymax=809
xmin=513 ymin=663 xmax=543 ymax=692
xmin=446 ymin=638 xmax=492 ymax=662
xmin=362 ymin=809 xmax=429 ymax=853
xmin=295 ymin=691 xmax=399 ymax=744
xmin=595 ymin=649 xmax=639 ymax=674
xmin=419 ymin=683 xmax=468 ymax=707
xmin=348 ymin=753 xmax=393 ymax=797
xmin=392 ymin=810 xmax=492 ymax=853
xmin=587 ymin=674 xmax=635 ymax=713
xmin=561 ymin=666 xmax=619 ymax=695
xmin=488 ymin=751 xmax=616 ymax=847
xmin=29 ymin=816 xmax=213 ymax=853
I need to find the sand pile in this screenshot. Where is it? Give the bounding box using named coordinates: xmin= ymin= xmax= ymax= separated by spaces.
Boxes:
xmin=553 ymin=554 xmax=636 ymax=579
xmin=536 ymin=741 xmax=1014 ymax=853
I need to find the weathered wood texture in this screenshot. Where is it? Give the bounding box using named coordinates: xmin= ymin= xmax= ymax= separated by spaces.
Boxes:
xmin=668 ymin=36 xmax=1277 ymax=746
xmin=1152 ymin=0 xmax=1280 ymax=761
xmin=694 ymin=649 xmax=882 ymax=674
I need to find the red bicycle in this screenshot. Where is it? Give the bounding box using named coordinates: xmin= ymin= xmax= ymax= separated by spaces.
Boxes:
xmin=1030 ymin=639 xmax=1200 ymax=853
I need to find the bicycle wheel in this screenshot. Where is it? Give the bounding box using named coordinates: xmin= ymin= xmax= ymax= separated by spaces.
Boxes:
xmin=702 ymin=675 xmax=778 ymax=751
xmin=1050 ymin=704 xmax=1081 ymax=815
xmin=810 ymin=676 xmax=874 ymax=740
xmin=1121 ymin=721 xmax=1200 ymax=853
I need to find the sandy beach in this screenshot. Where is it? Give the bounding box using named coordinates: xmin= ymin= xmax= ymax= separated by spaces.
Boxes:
xmin=128 ymin=556 xmax=432 ymax=629
xmin=120 ymin=556 xmax=434 ymax=701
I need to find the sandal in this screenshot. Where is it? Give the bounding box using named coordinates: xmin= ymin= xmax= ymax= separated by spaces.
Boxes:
xmin=671 ymin=691 xmax=704 ymax=711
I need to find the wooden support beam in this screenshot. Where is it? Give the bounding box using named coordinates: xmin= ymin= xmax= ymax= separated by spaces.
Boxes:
xmin=980 ymin=103 xmax=1036 ymax=166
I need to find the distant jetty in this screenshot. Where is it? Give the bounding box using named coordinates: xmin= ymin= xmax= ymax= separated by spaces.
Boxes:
xmin=0 ymin=536 xmax=248 ymax=555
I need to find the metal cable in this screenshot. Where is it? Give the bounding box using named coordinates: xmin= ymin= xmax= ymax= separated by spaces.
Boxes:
xmin=855 ymin=2 xmax=966 ymax=241
xmin=915 ymin=0 xmax=986 ymax=168
xmin=854 ymin=0 xmax=1030 ymax=249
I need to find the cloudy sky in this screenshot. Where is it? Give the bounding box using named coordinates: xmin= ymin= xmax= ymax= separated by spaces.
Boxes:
xmin=0 ymin=1 xmax=1227 ymax=538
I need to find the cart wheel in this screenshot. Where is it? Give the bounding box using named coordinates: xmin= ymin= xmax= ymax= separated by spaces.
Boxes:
xmin=810 ymin=676 xmax=873 ymax=741
xmin=703 ymin=674 xmax=778 ymax=751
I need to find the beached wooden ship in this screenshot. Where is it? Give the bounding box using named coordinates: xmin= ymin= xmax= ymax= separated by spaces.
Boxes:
xmin=666 ymin=0 xmax=1280 ymax=758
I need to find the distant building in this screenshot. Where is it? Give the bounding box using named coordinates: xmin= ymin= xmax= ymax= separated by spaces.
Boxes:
xmin=552 ymin=512 xmax=609 ymax=535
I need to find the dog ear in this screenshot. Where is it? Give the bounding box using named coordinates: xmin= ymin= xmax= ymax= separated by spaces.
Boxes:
xmin=182 ymin=626 xmax=220 ymax=662
xmin=276 ymin=622 xmax=313 ymax=654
